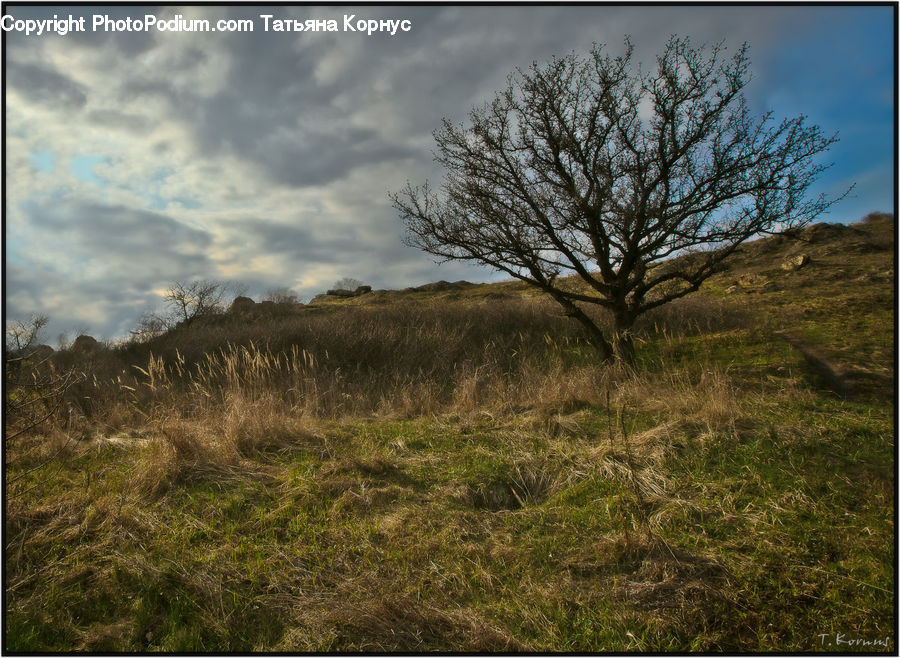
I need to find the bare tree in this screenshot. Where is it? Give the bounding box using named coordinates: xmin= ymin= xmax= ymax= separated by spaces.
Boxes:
xmin=5 ymin=315 xmax=82 ymax=497
xmin=264 ymin=288 xmax=302 ymax=304
xmin=129 ymin=280 xmax=245 ymax=342
xmin=5 ymin=314 xmax=49 ymax=356
xmin=392 ymin=37 xmax=847 ymax=362
xmin=129 ymin=311 xmax=170 ymax=342
xmin=163 ymin=280 xmax=227 ymax=325
xmin=333 ymin=277 xmax=364 ymax=292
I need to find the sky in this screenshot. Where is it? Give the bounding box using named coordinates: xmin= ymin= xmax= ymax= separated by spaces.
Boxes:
xmin=3 ymin=4 xmax=895 ymax=342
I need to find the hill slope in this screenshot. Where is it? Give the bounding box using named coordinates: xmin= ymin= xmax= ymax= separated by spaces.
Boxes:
xmin=5 ymin=213 xmax=894 ymax=652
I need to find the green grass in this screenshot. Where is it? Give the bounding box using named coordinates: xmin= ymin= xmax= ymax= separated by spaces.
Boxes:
xmin=6 ymin=368 xmax=892 ymax=651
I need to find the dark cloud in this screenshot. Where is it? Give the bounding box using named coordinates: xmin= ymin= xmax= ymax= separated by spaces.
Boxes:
xmin=106 ymin=7 xmax=810 ymax=193
xmin=86 ymin=109 xmax=148 ymax=133
xmin=221 ymin=217 xmax=363 ymax=260
xmin=26 ymin=201 xmax=213 ymax=257
xmin=7 ymin=60 xmax=87 ymax=108
xmin=188 ymin=94 xmax=419 ymax=187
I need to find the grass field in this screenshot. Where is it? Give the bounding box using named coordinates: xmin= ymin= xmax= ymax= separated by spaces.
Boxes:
xmin=4 ymin=213 xmax=894 ymax=652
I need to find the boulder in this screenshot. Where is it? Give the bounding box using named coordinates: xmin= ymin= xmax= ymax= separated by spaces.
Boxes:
xmin=71 ymin=335 xmax=100 ymax=353
xmin=354 ymin=285 xmax=372 ymax=295
xmin=229 ymin=296 xmax=256 ymax=313
xmin=326 ymin=289 xmax=356 ymax=297
xmin=781 ymin=254 xmax=810 ymax=271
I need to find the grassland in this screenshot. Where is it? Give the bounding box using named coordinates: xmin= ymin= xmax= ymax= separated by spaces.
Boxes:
xmin=4 ymin=213 xmax=895 ymax=652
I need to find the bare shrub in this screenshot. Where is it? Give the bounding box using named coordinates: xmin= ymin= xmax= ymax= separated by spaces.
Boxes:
xmin=130 ymin=312 xmax=168 ymax=343
xmin=861 ymin=211 xmax=892 ymax=224
xmin=5 ymin=316 xmax=85 ymax=497
xmin=333 ymin=277 xmax=364 ymax=292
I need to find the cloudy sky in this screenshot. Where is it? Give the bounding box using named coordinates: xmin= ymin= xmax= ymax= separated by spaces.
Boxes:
xmin=4 ymin=4 xmax=894 ymax=341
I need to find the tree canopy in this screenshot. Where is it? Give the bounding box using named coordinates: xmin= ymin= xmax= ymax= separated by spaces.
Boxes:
xmin=392 ymin=37 xmax=846 ymax=362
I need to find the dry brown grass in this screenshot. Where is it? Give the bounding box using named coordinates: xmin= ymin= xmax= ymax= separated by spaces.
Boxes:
xmin=7 ymin=289 xmax=752 ymax=450
xmin=131 ymin=400 xmax=327 ymax=499
xmin=271 ymin=592 xmax=526 ymax=652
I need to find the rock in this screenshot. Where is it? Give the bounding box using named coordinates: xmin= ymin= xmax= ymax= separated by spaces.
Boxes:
xmin=354 ymin=285 xmax=372 ymax=295
xmin=781 ymin=254 xmax=810 ymax=271
xmin=738 ymin=273 xmax=769 ymax=287
xmin=413 ymin=280 xmax=475 ymax=293
xmin=229 ymin=296 xmax=256 ymax=313
xmin=326 ymin=289 xmax=356 ymax=297
xmin=71 ymin=335 xmax=100 ymax=353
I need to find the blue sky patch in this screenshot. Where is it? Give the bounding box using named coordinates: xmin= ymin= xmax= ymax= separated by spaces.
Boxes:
xmin=70 ymin=155 xmax=107 ymax=186
xmin=29 ymin=150 xmax=56 ymax=173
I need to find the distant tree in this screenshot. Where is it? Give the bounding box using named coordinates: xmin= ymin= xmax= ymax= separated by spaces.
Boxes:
xmin=263 ymin=287 xmax=301 ymax=304
xmin=5 ymin=315 xmax=82 ymax=490
xmin=5 ymin=314 xmax=48 ymax=356
xmin=129 ymin=280 xmax=247 ymax=341
xmin=129 ymin=311 xmax=170 ymax=342
xmin=392 ymin=37 xmax=847 ymax=362
xmin=163 ymin=280 xmax=227 ymax=325
xmin=333 ymin=277 xmax=364 ymax=291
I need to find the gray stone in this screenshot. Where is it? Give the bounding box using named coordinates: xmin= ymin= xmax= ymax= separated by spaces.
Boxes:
xmin=71 ymin=335 xmax=100 ymax=353
xmin=781 ymin=254 xmax=810 ymax=271
xmin=229 ymin=296 xmax=256 ymax=313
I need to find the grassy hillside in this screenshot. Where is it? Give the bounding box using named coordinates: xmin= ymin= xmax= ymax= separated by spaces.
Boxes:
xmin=4 ymin=213 xmax=894 ymax=652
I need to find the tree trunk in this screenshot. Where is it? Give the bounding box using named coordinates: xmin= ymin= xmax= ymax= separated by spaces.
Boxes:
xmin=612 ymin=309 xmax=636 ymax=365
xmin=559 ymin=301 xmax=614 ymax=362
